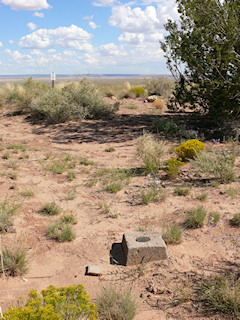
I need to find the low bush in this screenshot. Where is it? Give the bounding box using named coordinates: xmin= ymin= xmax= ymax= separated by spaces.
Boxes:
xmin=97 ymin=286 xmax=137 ymax=320
xmin=153 ymin=99 xmax=165 ymax=110
xmin=39 ymin=202 xmax=61 ymax=216
xmin=4 ymin=284 xmax=98 ymax=319
xmin=129 ymin=86 xmax=147 ymax=98
xmin=174 ymin=139 xmax=205 ymax=161
xmin=0 ymin=238 xmax=28 ymax=276
xmin=174 ymin=186 xmax=190 ymax=196
xmin=162 ymin=224 xmax=182 ymax=244
xmin=137 ymin=133 xmax=165 ymax=174
xmin=184 ymin=207 xmax=206 ymax=228
xmin=46 ymin=221 xmax=76 ymax=242
xmin=230 ymin=213 xmax=240 ymax=227
xmin=191 ymin=149 xmax=236 ymax=183
xmin=143 ymin=77 xmax=174 ymax=97
xmin=200 ymin=274 xmax=240 ymax=318
xmin=165 ymin=157 xmax=184 ymax=179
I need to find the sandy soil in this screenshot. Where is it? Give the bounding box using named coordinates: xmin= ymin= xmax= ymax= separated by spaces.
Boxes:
xmin=0 ymin=98 xmax=239 ymax=320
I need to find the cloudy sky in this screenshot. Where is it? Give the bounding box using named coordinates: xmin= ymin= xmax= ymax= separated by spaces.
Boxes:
xmin=0 ymin=0 xmax=178 ymax=75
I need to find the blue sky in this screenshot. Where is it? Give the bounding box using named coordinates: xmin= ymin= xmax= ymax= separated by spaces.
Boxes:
xmin=0 ymin=0 xmax=178 ymax=75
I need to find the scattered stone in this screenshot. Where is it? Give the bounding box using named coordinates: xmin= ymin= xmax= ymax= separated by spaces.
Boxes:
xmin=147 ymin=95 xmax=158 ymax=102
xmin=122 ymin=231 xmax=167 ymax=266
xmin=86 ymin=265 xmax=102 ymax=276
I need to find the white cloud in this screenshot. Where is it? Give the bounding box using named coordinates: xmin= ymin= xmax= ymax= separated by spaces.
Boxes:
xmin=8 ymin=40 xmax=14 ymax=44
xmin=27 ymin=22 xmax=37 ymax=31
xmin=30 ymin=49 xmax=43 ymax=55
xmin=99 ymin=42 xmax=126 ymax=56
xmin=1 ymin=0 xmax=51 ymax=11
xmin=63 ymin=50 xmax=77 ymax=56
xmin=0 ymin=42 xmax=3 ymax=47
xmin=33 ymin=11 xmax=44 ymax=18
xmin=18 ymin=24 xmax=93 ymax=52
xmin=93 ymin=0 xmax=117 ymax=7
xmin=48 ymin=48 xmax=56 ymax=52
xmin=89 ymin=21 xmax=99 ymax=29
xmin=83 ymin=15 xmax=94 ymax=20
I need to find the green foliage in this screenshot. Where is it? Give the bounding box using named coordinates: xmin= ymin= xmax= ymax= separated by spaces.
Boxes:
xmin=165 ymin=157 xmax=184 ymax=179
xmin=46 ymin=221 xmax=76 ymax=242
xmin=97 ymin=286 xmax=137 ymax=320
xmin=39 ymin=202 xmax=61 ymax=216
xmin=105 ymin=146 xmax=115 ymax=152
xmin=85 ymin=178 xmax=98 ymax=187
xmin=230 ymin=213 xmax=240 ymax=227
xmin=0 ymin=199 xmax=20 ymax=233
xmin=4 ymin=284 xmax=98 ymax=319
xmin=129 ymin=86 xmax=146 ymax=98
xmin=137 ymin=133 xmax=165 ymax=174
xmin=174 ymin=139 xmax=205 ymax=161
xmin=184 ymin=207 xmax=206 ymax=228
xmin=7 ymin=144 xmax=26 ymax=151
xmin=141 ymin=177 xmax=166 ymax=205
xmin=0 ymin=239 xmax=28 ymax=276
xmin=161 ymin=0 xmax=240 ymax=120
xmin=67 ymin=171 xmax=76 ymax=181
xmin=80 ymin=157 xmax=94 ymax=166
xmin=174 ymin=186 xmax=190 ymax=196
xmin=103 ymin=180 xmax=122 ymax=193
xmin=162 ymin=224 xmax=182 ymax=244
xmin=2 ymin=152 xmax=10 ymax=159
xmin=143 ymin=77 xmax=174 ymax=97
xmin=200 ymin=275 xmax=240 ymax=318
xmin=60 ymin=212 xmax=78 ymax=225
xmin=197 ymin=192 xmax=208 ymax=201
xmin=208 ymin=212 xmax=220 ymax=226
xmin=152 ymin=119 xmax=178 ymax=135
xmin=191 ymin=149 xmax=236 ymax=183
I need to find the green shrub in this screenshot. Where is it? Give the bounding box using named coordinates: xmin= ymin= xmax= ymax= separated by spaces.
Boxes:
xmin=67 ymin=171 xmax=76 ymax=181
xmin=31 ymin=89 xmax=83 ymax=124
xmin=208 ymin=212 xmax=220 ymax=226
xmin=137 ymin=133 xmax=165 ymax=174
xmin=4 ymin=284 xmax=98 ymax=319
xmin=230 ymin=213 xmax=240 ymax=227
xmin=39 ymin=202 xmax=61 ymax=216
xmin=174 ymin=139 xmax=205 ymax=161
xmin=144 ymin=77 xmax=174 ymax=96
xmin=46 ymin=221 xmax=76 ymax=242
xmin=174 ymin=186 xmax=190 ymax=196
xmin=63 ymin=79 xmax=119 ymax=119
xmin=184 ymin=207 xmax=206 ymax=228
xmin=97 ymin=286 xmax=137 ymax=320
xmin=0 ymin=199 xmax=20 ymax=233
xmin=197 ymin=192 xmax=208 ymax=201
xmin=191 ymin=149 xmax=236 ymax=183
xmin=152 ymin=118 xmax=178 ymax=135
xmin=80 ymin=157 xmax=94 ymax=166
xmin=129 ymin=86 xmax=146 ymax=98
xmin=200 ymin=275 xmax=240 ymax=318
xmin=141 ymin=176 xmax=166 ymax=204
xmin=162 ymin=225 xmax=182 ymax=244
xmin=165 ymin=157 xmax=184 ymax=179
xmin=105 ymin=146 xmax=115 ymax=152
xmin=60 ymin=212 xmax=78 ymax=225
xmin=0 ymin=239 xmax=28 ymax=276
xmin=7 ymin=144 xmax=26 ymax=151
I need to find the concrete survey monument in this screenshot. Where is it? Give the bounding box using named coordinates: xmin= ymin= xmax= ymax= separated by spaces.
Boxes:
xmin=122 ymin=231 xmax=167 ymax=266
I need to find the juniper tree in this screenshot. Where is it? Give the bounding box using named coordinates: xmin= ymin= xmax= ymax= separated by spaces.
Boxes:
xmin=161 ymin=0 xmax=240 ymax=120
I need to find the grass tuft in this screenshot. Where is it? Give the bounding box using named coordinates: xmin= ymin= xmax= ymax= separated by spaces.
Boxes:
xmin=184 ymin=207 xmax=206 ymax=228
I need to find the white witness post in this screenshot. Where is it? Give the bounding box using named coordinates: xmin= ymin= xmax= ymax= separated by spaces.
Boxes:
xmin=51 ymin=72 xmax=56 ymax=88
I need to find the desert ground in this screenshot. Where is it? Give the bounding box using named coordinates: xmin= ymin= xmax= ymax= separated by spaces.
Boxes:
xmin=0 ymin=92 xmax=239 ymax=319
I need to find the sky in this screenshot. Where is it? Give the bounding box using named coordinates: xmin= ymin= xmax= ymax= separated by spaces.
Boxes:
xmin=0 ymin=0 xmax=179 ymax=75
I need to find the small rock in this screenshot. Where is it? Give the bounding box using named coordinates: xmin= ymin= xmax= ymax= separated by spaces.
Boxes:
xmin=86 ymin=265 xmax=102 ymax=276
xmin=147 ymin=95 xmax=158 ymax=102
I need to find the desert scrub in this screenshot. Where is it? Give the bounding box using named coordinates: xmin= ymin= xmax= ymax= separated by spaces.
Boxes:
xmin=80 ymin=157 xmax=94 ymax=166
xmin=0 ymin=238 xmax=28 ymax=276
xmin=162 ymin=224 xmax=182 ymax=244
xmin=85 ymin=178 xmax=98 ymax=187
xmin=197 ymin=192 xmax=208 ymax=201
xmin=165 ymin=157 xmax=184 ymax=179
xmin=174 ymin=186 xmax=190 ymax=196
xmin=60 ymin=212 xmax=78 ymax=225
xmin=46 ymin=221 xmax=76 ymax=242
xmin=174 ymin=139 xmax=205 ymax=161
xmin=137 ymin=133 xmax=165 ymax=174
xmin=152 ymin=118 xmax=178 ymax=135
xmin=0 ymin=199 xmax=20 ymax=233
xmin=45 ymin=156 xmax=75 ymax=174
xmin=21 ymin=188 xmax=35 ymax=197
xmin=105 ymin=146 xmax=115 ymax=152
xmin=3 ymin=284 xmax=98 ymax=320
xmin=230 ymin=213 xmax=240 ymax=227
xmin=200 ymin=274 xmax=240 ymax=318
xmin=144 ymin=76 xmax=174 ymax=96
xmin=67 ymin=171 xmax=76 ymax=181
xmin=190 ymin=149 xmax=236 ymax=183
xmin=141 ymin=176 xmax=166 ymax=204
xmin=153 ymin=99 xmax=165 ymax=109
xmin=97 ymin=286 xmax=137 ymax=320
xmin=184 ymin=207 xmax=206 ymax=228
xmin=39 ymin=202 xmax=61 ymax=216
xmin=7 ymin=144 xmax=27 ymax=152
xmin=96 ymin=168 xmax=132 ymax=193
xmin=63 ymin=79 xmax=119 ymax=119
xmin=129 ymin=86 xmax=147 ymax=98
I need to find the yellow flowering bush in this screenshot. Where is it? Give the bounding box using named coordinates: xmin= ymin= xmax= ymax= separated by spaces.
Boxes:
xmin=4 ymin=284 xmax=98 ymax=320
xmin=165 ymin=157 xmax=184 ymax=179
xmin=174 ymin=139 xmax=205 ymax=161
